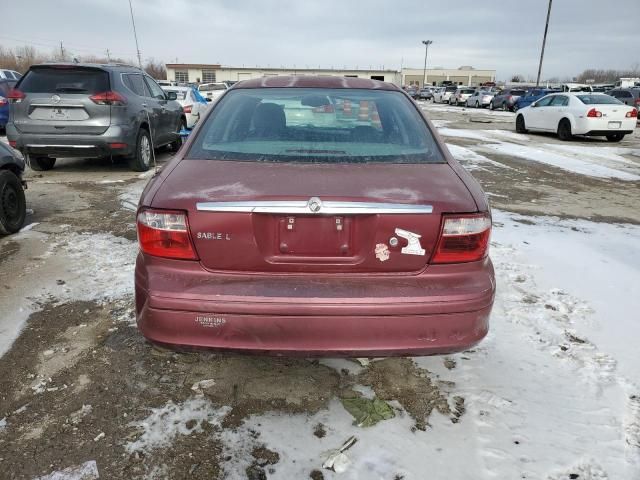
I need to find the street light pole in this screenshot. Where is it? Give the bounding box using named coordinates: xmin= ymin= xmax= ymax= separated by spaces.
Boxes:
xmin=422 ymin=40 xmax=433 ymax=88
xmin=535 ymin=0 xmax=553 ymax=87
xmin=128 ymin=0 xmax=143 ymax=69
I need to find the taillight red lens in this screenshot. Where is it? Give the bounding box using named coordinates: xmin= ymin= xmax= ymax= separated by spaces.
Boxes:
xmin=8 ymin=140 xmax=17 ymax=148
xmin=183 ymin=105 xmax=192 ymax=114
xmin=89 ymin=91 xmax=127 ymax=106
xmin=587 ymin=108 xmax=602 ymax=118
xmin=7 ymin=89 xmax=25 ymax=103
xmin=626 ymin=108 xmax=637 ymax=118
xmin=431 ymin=213 xmax=491 ymax=264
xmin=136 ymin=209 xmax=197 ymax=260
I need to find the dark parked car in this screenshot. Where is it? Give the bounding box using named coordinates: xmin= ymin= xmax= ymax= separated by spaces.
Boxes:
xmin=406 ymin=86 xmax=420 ymax=99
xmin=0 ymin=79 xmax=17 ymax=132
xmin=135 ymin=76 xmax=495 ymax=356
xmin=0 ymin=141 xmax=26 ymax=235
xmin=513 ymin=88 xmax=559 ymax=111
xmin=489 ymin=88 xmax=527 ymax=111
xmin=6 ymin=63 xmax=186 ymax=172
xmin=607 ymin=88 xmax=640 ymax=108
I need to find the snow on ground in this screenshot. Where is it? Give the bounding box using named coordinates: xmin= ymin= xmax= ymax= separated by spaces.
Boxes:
xmin=481 ymin=142 xmax=640 ymax=181
xmin=446 ymin=143 xmax=511 ymax=171
xmin=207 ymin=210 xmax=638 ymax=479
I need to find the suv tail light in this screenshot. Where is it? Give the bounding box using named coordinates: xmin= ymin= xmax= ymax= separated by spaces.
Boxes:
xmin=137 ymin=209 xmax=198 ymax=260
xmin=635 ymin=98 xmax=640 ymax=106
xmin=587 ymin=108 xmax=602 ymax=118
xmin=431 ymin=213 xmax=491 ymax=264
xmin=7 ymin=89 xmax=25 ymax=103
xmin=89 ymin=91 xmax=127 ymax=106
xmin=626 ymin=108 xmax=637 ymax=118
xmin=183 ymin=105 xmax=193 ymax=114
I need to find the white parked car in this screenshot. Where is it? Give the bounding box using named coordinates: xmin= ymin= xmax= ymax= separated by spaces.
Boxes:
xmin=450 ymin=87 xmax=476 ymax=106
xmin=198 ymin=82 xmax=229 ymax=102
xmin=515 ymin=93 xmax=637 ymax=142
xmin=433 ymin=85 xmax=458 ymax=104
xmin=161 ymin=86 xmax=209 ymax=128
xmin=466 ymin=90 xmax=495 ymax=108
xmin=0 ymin=69 xmax=22 ymax=80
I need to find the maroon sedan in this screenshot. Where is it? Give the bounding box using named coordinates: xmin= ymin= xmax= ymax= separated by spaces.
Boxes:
xmin=135 ymin=76 xmax=494 ymax=356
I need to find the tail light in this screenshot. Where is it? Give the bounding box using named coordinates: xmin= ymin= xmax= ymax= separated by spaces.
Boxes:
xmin=635 ymin=98 xmax=640 ymax=106
xmin=136 ymin=209 xmax=198 ymax=260
xmin=8 ymin=140 xmax=17 ymax=148
xmin=89 ymin=91 xmax=127 ymax=106
xmin=626 ymin=108 xmax=637 ymax=118
xmin=431 ymin=213 xmax=491 ymax=264
xmin=587 ymin=108 xmax=602 ymax=118
xmin=0 ymin=96 xmax=7 ymax=106
xmin=7 ymin=89 xmax=25 ymax=103
xmin=183 ymin=105 xmax=192 ymax=114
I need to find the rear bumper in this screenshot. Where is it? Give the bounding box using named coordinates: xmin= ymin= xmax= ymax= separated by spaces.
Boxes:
xmin=5 ymin=124 xmax=136 ymax=157
xmin=135 ymin=253 xmax=495 ymax=356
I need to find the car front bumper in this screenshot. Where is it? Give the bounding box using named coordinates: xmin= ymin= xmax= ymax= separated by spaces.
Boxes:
xmin=135 ymin=253 xmax=495 ymax=357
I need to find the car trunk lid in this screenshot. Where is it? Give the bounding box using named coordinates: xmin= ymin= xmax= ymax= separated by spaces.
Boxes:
xmin=151 ymin=159 xmax=478 ymax=274
xmin=12 ymin=66 xmax=112 ymax=135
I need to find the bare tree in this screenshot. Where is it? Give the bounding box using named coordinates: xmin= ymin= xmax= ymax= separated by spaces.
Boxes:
xmin=144 ymin=58 xmax=167 ymax=80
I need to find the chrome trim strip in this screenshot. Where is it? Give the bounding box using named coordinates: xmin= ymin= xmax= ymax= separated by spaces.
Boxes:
xmin=196 ymin=200 xmax=433 ymax=215
xmin=29 ymin=103 xmax=85 ymax=108
xmin=26 ymin=144 xmax=96 ymax=149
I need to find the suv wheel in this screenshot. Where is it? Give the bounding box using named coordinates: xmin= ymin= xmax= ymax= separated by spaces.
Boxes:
xmin=502 ymin=102 xmax=509 ymax=111
xmin=488 ymin=102 xmax=494 ymax=111
xmin=170 ymin=119 xmax=187 ymax=152
xmin=0 ymin=170 xmax=26 ymax=235
xmin=129 ymin=128 xmax=152 ymax=172
xmin=27 ymin=156 xmax=56 ymax=171
xmin=515 ymin=114 xmax=528 ymax=133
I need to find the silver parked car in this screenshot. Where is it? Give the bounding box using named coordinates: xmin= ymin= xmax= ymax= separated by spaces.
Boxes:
xmin=6 ymin=63 xmax=186 ymax=171
xmin=466 ymin=90 xmax=495 ymax=108
xmin=450 ymin=87 xmax=476 ymax=106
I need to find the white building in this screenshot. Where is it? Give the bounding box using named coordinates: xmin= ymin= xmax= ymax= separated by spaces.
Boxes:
xmin=165 ymin=64 xmax=496 ymax=88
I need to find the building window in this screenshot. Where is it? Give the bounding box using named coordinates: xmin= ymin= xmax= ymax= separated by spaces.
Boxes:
xmin=202 ymin=70 xmax=216 ymax=83
xmin=175 ymin=70 xmax=189 ymax=83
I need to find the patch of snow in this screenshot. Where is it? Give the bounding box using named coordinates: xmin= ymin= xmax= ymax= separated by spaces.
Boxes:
xmin=19 ymin=222 xmax=39 ymax=232
xmin=125 ymin=398 xmax=230 ymax=453
xmin=0 ymin=417 xmax=6 ymax=431
xmin=438 ymin=127 xmax=493 ymax=141
xmin=118 ymin=178 xmax=149 ymax=211
xmin=482 ymin=142 xmax=640 ymax=181
xmin=33 ymin=460 xmax=99 ymax=480
xmin=446 ymin=143 xmax=510 ymax=171
xmin=96 ymin=179 xmax=125 ymax=184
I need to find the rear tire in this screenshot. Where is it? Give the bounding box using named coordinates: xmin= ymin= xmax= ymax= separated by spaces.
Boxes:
xmin=0 ymin=169 xmax=26 ymax=235
xmin=488 ymin=102 xmax=494 ymax=111
xmin=502 ymin=102 xmax=509 ymax=111
xmin=606 ymin=133 xmax=625 ymax=142
xmin=128 ymin=128 xmax=152 ymax=172
xmin=557 ymin=119 xmax=573 ymax=141
xmin=27 ymin=156 xmax=56 ymax=171
xmin=475 ymin=101 xmax=480 ymax=108
xmin=515 ymin=114 xmax=528 ymax=133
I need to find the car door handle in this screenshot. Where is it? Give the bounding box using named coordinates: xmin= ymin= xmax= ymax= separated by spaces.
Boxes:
xmin=142 ymin=103 xmax=147 ymax=107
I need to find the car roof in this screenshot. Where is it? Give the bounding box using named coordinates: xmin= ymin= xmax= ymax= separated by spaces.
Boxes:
xmin=233 ymin=75 xmax=400 ymax=91
xmin=161 ymin=86 xmax=191 ymax=91
xmin=29 ymin=62 xmax=142 ymax=73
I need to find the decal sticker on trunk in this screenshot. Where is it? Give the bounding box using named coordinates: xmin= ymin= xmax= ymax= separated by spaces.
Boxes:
xmin=395 ymin=228 xmax=426 ymax=256
xmin=195 ymin=315 xmax=226 ymax=328
xmin=375 ymin=243 xmax=390 ymax=262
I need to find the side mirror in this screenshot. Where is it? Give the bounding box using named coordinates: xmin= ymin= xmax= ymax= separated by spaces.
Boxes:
xmin=166 ymin=91 xmax=177 ymax=101
xmin=531 ymin=102 xmax=537 ymax=108
xmin=205 ymin=97 xmax=212 ymax=102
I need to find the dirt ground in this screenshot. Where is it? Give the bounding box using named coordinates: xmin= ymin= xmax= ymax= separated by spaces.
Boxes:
xmin=0 ymin=108 xmax=638 ymax=479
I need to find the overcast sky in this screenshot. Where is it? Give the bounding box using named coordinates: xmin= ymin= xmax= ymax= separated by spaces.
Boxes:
xmin=3 ymin=0 xmax=639 ymax=80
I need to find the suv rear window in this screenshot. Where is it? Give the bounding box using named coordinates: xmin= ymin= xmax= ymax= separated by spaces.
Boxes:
xmin=189 ymin=88 xmax=443 ymax=164
xmin=510 ymin=90 xmax=526 ymax=96
xmin=18 ymin=67 xmax=109 ymax=94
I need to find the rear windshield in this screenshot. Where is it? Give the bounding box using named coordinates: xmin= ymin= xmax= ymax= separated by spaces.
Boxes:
xmin=461 ymin=89 xmax=475 ymax=94
xmin=18 ymin=67 xmax=109 ymax=94
xmin=577 ymin=94 xmax=623 ymax=105
xmin=188 ymin=88 xmax=443 ymax=164
xmin=445 ymin=86 xmax=458 ymax=92
xmin=199 ymin=84 xmax=226 ymax=91
xmin=510 ymin=90 xmax=526 ymax=96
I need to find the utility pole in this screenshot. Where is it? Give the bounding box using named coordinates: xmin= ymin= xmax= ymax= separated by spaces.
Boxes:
xmin=422 ymin=40 xmax=433 ymax=88
xmin=128 ymin=0 xmax=143 ymax=69
xmin=536 ymin=0 xmax=553 ymax=87
xmin=106 ymin=49 xmax=111 ymax=62
xmin=59 ymin=41 xmax=64 ymax=60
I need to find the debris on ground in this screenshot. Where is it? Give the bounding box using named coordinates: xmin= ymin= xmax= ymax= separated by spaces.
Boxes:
xmin=313 ymin=423 xmax=326 ymax=438
xmin=322 ymin=436 xmax=357 ymax=473
xmin=340 ymin=396 xmax=395 ymax=427
xmin=191 ymin=378 xmax=216 ymax=393
xmin=34 ymin=460 xmax=99 ymax=480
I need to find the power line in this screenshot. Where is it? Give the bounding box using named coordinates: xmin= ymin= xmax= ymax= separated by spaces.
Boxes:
xmin=0 ymin=34 xmax=137 ymax=58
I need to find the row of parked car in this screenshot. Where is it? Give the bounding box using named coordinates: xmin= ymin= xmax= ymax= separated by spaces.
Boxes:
xmin=409 ymin=83 xmax=640 ymax=113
